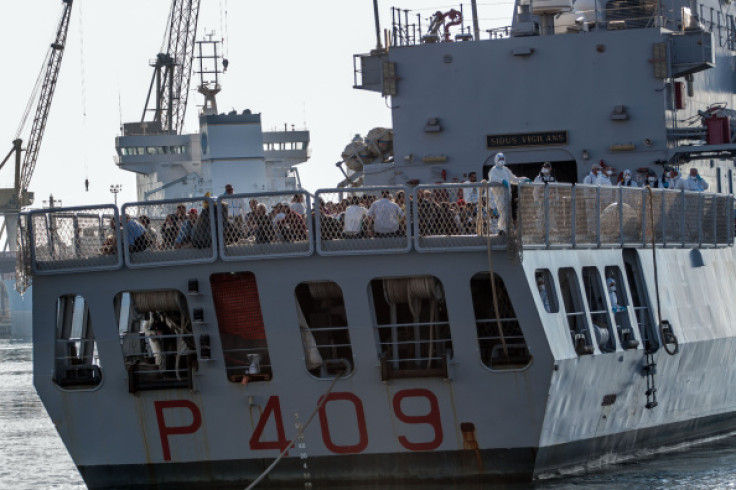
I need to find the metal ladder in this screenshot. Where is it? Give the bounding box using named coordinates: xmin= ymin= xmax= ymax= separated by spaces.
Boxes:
xmin=643 ymin=345 xmax=658 ymax=409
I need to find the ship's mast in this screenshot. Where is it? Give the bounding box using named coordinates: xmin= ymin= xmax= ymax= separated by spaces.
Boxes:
xmin=195 ymin=34 xmax=224 ymax=116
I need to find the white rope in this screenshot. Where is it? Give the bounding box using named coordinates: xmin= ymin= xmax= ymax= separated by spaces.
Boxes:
xmin=243 ymin=373 xmax=344 ymax=490
xmin=308 ymin=281 xmax=342 ymax=300
xmin=131 ymin=290 xmax=183 ymax=313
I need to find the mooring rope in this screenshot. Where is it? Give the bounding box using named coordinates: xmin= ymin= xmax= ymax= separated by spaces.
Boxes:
xmin=243 ymin=371 xmax=344 ymax=490
xmin=482 ymin=180 xmax=509 ymax=360
xmin=647 ymin=187 xmax=678 ymax=355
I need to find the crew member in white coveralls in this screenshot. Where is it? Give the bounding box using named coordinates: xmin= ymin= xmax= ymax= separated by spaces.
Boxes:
xmin=489 ymin=152 xmax=518 ymax=235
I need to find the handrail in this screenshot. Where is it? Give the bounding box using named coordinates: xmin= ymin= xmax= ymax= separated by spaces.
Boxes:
xmin=20 ymin=184 xmax=735 ymax=276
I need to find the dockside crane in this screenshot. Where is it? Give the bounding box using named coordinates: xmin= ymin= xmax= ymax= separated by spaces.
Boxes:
xmin=0 ymin=0 xmax=74 ymax=249
xmin=140 ymin=0 xmax=202 ymax=134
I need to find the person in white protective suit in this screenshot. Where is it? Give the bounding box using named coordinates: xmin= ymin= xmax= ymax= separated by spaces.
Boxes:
xmin=488 ymin=152 xmax=518 ymax=235
xmin=607 ymin=277 xmax=625 ymax=312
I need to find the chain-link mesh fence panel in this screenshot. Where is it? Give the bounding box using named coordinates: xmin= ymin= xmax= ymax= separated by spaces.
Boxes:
xmin=716 ymin=194 xmax=732 ymax=245
xmin=701 ymin=193 xmax=716 ymax=245
xmin=548 ymin=184 xmax=573 ymax=246
xmin=518 ymin=183 xmax=545 ymax=248
xmin=121 ymin=198 xmax=217 ymax=267
xmin=218 ymin=191 xmax=313 ymax=260
xmin=683 ymin=192 xmax=701 ymax=245
xmin=15 ymin=214 xmax=32 ymax=293
xmin=620 ymin=187 xmax=644 ymax=245
xmin=29 ymin=206 xmax=121 ymax=274
xmin=661 ymin=189 xmax=684 ymax=246
xmin=315 ymin=186 xmax=410 ymax=255
xmin=413 ymin=183 xmax=508 ymax=251
xmin=642 ymin=189 xmax=662 ymax=245
xmin=599 ymin=186 xmax=620 ymax=246
xmin=574 ymin=185 xmax=599 ymax=246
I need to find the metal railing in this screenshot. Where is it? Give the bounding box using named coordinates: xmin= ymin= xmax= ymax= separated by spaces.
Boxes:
xmin=517 ymin=183 xmax=734 ymax=249
xmin=21 ymin=185 xmax=735 ymax=276
xmin=54 ymin=338 xmax=102 ymax=388
xmin=314 ymin=186 xmax=411 ymax=255
xmin=28 ymin=205 xmax=122 ymax=274
xmin=475 ymin=317 xmax=531 ymax=370
xmin=412 ymin=182 xmax=508 ymax=252
xmin=376 ymin=319 xmax=452 ymax=379
xmin=217 ymin=190 xmax=313 ymax=260
xmin=121 ymin=331 xmax=196 ymax=391
xmin=121 ymin=198 xmax=218 ymax=268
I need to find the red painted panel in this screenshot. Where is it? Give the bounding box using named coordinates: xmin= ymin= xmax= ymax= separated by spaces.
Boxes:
xmin=210 ymin=272 xmax=266 ymax=340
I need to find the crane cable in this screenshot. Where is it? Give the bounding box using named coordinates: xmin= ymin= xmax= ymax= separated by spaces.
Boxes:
xmin=219 ymin=0 xmax=230 ymax=59
xmin=15 ymin=51 xmax=50 ymax=140
xmin=78 ymin=0 xmax=90 ymax=188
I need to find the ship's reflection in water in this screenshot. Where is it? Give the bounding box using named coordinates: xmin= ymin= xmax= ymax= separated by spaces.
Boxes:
xmin=1 ymin=339 xmax=735 ymax=490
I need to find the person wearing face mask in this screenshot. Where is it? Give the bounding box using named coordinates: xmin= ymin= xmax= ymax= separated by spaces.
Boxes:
xmin=677 ymin=168 xmax=709 ymax=191
xmin=489 ymin=152 xmax=518 ymax=235
xmin=618 ymin=169 xmax=638 ymax=187
xmin=660 ymin=168 xmax=674 ymax=189
xmin=583 ymin=165 xmax=601 ymax=185
xmin=645 ymin=169 xmax=661 ymax=188
xmin=668 ymin=168 xmax=682 ymax=189
xmin=600 ymin=166 xmax=616 ymax=186
xmin=533 ymin=162 xmax=557 ymax=232
xmin=607 ymin=277 xmax=626 ymax=312
xmin=534 ymin=162 xmax=556 ymax=184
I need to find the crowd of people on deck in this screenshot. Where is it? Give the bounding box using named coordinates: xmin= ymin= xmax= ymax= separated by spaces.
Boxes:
xmin=580 ymin=163 xmax=709 ymax=191
xmin=101 ymin=159 xmax=714 ymax=254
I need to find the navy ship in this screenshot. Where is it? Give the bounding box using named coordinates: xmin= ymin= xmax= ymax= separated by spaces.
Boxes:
xmin=17 ymin=0 xmax=736 ymax=488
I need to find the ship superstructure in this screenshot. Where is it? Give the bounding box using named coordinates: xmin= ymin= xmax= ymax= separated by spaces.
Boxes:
xmin=18 ymin=1 xmax=736 ymax=489
xmin=115 ymin=38 xmax=310 ymax=201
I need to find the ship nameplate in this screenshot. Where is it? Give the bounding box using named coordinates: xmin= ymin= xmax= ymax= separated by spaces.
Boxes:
xmin=486 ymin=130 xmax=568 ymax=148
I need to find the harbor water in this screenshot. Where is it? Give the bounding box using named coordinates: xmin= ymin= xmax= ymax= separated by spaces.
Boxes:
xmin=3 ymin=338 xmax=736 ymax=490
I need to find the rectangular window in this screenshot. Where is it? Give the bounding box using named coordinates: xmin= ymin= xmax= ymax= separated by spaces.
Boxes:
xmin=471 ymin=272 xmax=530 ymax=370
xmin=55 ymin=295 xmax=101 ymax=388
xmin=559 ymin=268 xmax=594 ymax=355
xmin=535 ymin=269 xmax=558 ymax=313
xmin=116 ymin=290 xmax=195 ymax=392
xmin=623 ymin=250 xmax=659 ymax=350
xmin=605 ymin=265 xmax=640 ymax=349
xmin=370 ymin=276 xmax=452 ymax=380
xmin=210 ymin=272 xmax=271 ymax=382
xmin=582 ymin=266 xmax=616 ymax=352
xmin=295 ymin=281 xmax=353 ymax=377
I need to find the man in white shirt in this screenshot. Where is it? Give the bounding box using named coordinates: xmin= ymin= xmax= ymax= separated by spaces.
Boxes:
xmin=366 ymin=191 xmax=405 ymax=237
xmin=583 ymin=165 xmax=602 ymax=185
xmin=343 ymin=196 xmax=368 ymax=238
xmin=461 ymin=172 xmax=479 ymax=206
xmin=290 ymin=194 xmax=307 ymax=216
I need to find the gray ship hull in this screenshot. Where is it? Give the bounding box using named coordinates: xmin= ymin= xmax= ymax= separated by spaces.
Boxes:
xmin=74 ymin=410 xmax=736 ymax=489
xmin=27 ymin=234 xmax=736 ymax=488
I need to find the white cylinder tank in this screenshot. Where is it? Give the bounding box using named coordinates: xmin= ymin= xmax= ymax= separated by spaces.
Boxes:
xmin=532 ymin=0 xmax=572 ymax=15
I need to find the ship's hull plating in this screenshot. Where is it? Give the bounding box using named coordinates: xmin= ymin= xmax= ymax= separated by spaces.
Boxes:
xmin=31 ymin=244 xmax=736 ymax=488
xmin=74 ymin=411 xmax=736 ymax=489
